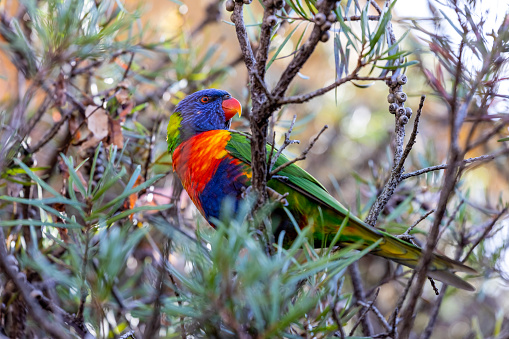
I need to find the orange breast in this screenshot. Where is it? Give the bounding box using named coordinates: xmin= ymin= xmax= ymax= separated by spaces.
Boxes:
xmin=172 ymin=130 xmax=232 ymax=212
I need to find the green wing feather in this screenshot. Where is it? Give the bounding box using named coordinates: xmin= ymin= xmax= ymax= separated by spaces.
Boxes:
xmin=226 ymin=132 xmax=476 ymax=291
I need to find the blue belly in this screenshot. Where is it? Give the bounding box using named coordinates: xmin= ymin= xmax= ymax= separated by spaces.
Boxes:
xmin=198 ymin=158 xmax=249 ymax=223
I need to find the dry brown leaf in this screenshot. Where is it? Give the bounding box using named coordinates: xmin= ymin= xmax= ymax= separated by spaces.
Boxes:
xmin=86 ymin=105 xmax=109 ymax=140
xmin=108 ymin=117 xmax=124 ymax=149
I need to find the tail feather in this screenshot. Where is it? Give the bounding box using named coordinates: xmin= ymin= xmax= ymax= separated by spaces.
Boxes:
xmin=335 ymin=218 xmax=477 ymax=291
xmin=375 ymin=232 xmax=477 ymax=291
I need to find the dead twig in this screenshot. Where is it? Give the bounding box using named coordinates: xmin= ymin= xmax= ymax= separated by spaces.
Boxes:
xmin=349 ymin=288 xmax=380 ymax=336
xmin=401 ymin=154 xmax=496 ymax=180
xmin=461 ymin=208 xmax=507 ymax=263
xmin=269 ymin=125 xmax=328 ymax=177
xmin=397 ymin=209 xmax=435 ymax=243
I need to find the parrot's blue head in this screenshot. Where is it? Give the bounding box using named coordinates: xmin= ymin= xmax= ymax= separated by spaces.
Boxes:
xmin=174 ymin=89 xmax=241 ymax=139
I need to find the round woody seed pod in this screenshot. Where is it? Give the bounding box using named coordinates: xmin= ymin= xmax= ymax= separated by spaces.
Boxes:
xmin=327 ymin=12 xmax=337 ymax=22
xmin=273 ymin=0 xmax=284 ymax=8
xmin=387 ymin=93 xmax=395 ymax=103
xmin=321 ymin=21 xmax=332 ymax=31
xmin=320 ymin=31 xmax=330 ymax=42
xmin=397 ymin=74 xmax=408 ymax=85
xmin=225 ymin=0 xmax=235 ymax=11
xmin=395 ymin=91 xmax=407 ymax=102
xmin=389 ymin=103 xmax=398 ymax=114
xmin=30 ymin=289 xmax=43 ymax=299
xmin=405 ymin=107 xmax=413 ymax=118
xmin=397 ymin=107 xmax=406 ymax=116
xmin=399 ymin=115 xmax=409 ymax=125
xmin=266 ymin=15 xmax=277 ymax=26
xmin=314 ymin=13 xmax=326 ymax=26
xmin=17 ymin=272 xmax=27 ymax=283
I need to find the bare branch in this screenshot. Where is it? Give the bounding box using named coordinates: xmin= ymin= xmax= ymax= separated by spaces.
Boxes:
xmin=272 ymin=0 xmax=338 ymax=99
xmin=397 ymin=209 xmax=435 ymax=242
xmin=349 ymin=287 xmax=379 ymax=336
xmin=461 ymin=208 xmax=507 ymax=263
xmin=268 ymin=115 xmax=298 ymax=174
xmin=277 ymin=75 xmax=390 ymax=105
xmin=401 ymin=154 xmax=496 ymax=180
xmin=269 ymin=125 xmax=328 ymax=177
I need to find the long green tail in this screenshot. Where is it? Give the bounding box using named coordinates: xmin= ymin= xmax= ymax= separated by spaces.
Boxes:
xmin=319 ymin=214 xmax=476 ymax=291
xmin=272 ymin=180 xmax=477 ymax=291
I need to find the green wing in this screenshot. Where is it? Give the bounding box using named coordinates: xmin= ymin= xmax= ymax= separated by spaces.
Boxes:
xmin=225 ymin=131 xmax=477 ymax=291
xmin=226 ymin=131 xmax=362 ymax=223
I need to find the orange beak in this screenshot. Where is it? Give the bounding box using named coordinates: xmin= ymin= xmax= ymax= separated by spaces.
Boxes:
xmin=222 ymin=97 xmax=242 ymax=121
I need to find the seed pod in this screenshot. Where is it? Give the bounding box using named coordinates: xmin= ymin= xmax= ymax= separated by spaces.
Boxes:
xmin=389 ymin=103 xmax=398 ymax=113
xmin=405 ymin=107 xmax=413 ymax=118
xmin=30 ymin=289 xmax=43 ymax=299
xmin=395 ymin=91 xmax=407 ymax=102
xmin=397 ymin=74 xmax=408 ymax=85
xmin=321 ymin=21 xmax=332 ymax=31
xmin=243 ymin=0 xmax=252 ymax=3
xmin=327 ymin=12 xmax=337 ymax=22
xmin=225 ymin=0 xmax=235 ymax=11
xmin=266 ymin=15 xmax=277 ymax=26
xmin=387 ymin=93 xmax=395 ymax=103
xmin=314 ymin=13 xmax=326 ymax=26
xmin=397 ymin=107 xmax=406 ymax=116
xmin=320 ymin=31 xmax=330 ymax=42
xmin=399 ymin=115 xmax=409 ymax=125
xmin=273 ymin=0 xmax=284 ymax=9
xmin=17 ymin=272 xmax=27 ymax=283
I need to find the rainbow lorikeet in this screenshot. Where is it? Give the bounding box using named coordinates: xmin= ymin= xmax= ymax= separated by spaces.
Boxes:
xmin=167 ymin=88 xmax=476 ymax=291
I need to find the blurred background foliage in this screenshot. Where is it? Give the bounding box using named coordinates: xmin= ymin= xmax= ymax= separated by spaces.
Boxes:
xmin=0 ymin=0 xmax=508 ymax=338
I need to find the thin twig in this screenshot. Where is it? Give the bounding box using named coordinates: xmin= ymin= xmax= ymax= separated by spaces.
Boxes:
xmin=122 ymin=52 xmax=136 ymax=81
xmin=401 ymin=154 xmax=496 ymax=180
xmin=27 ymin=110 xmax=71 ymax=154
xmin=397 ymin=209 xmax=435 ymax=242
xmin=437 ymin=200 xmax=464 ymax=243
xmin=388 ymin=270 xmax=417 ymax=329
xmin=358 ymin=292 xmax=391 ymax=331
xmin=461 ymin=208 xmax=507 ymax=263
xmin=25 ymin=95 xmax=53 ymax=133
xmin=268 ymin=115 xmax=299 ymax=174
xmin=349 ymin=287 xmax=380 ymax=336
xmin=269 ymin=125 xmax=328 ymax=176
xmin=277 ymin=75 xmax=390 ymax=105
xmin=331 ymin=279 xmax=346 ymax=339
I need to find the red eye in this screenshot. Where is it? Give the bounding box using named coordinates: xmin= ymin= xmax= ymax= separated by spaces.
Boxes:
xmin=200 ymin=97 xmax=209 ymax=103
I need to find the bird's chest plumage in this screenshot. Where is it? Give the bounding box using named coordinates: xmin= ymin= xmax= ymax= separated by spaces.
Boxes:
xmin=172 ymin=130 xmax=251 ymax=220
